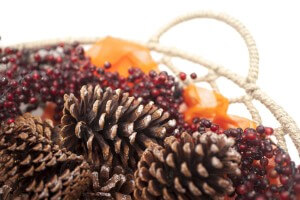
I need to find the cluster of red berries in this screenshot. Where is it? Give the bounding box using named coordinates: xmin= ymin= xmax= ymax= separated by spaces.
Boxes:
xmin=181 ymin=117 xmax=220 ymax=134
xmin=0 ymin=43 xmax=185 ymax=130
xmin=225 ymin=126 xmax=299 ymax=199
xmin=189 ymin=117 xmax=300 ymax=199
xmin=0 ymin=42 xmax=103 ymax=122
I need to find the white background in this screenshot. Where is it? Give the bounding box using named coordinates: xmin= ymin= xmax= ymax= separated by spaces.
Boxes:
xmin=1 ymin=0 xmax=300 ymax=162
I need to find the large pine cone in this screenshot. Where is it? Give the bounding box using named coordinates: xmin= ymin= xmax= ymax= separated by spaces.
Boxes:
xmin=134 ymin=131 xmax=241 ymax=200
xmin=86 ymin=165 xmax=135 ymax=200
xmin=60 ymin=84 xmax=176 ymax=170
xmin=0 ymin=113 xmax=91 ymax=200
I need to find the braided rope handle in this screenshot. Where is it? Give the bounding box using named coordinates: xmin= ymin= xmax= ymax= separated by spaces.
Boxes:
xmin=1 ymin=11 xmax=299 ymax=155
xmin=146 ymin=11 xmax=300 ymax=153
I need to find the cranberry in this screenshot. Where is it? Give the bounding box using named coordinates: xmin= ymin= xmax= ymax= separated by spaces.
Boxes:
xmin=32 ymin=72 xmax=40 ymax=80
xmin=151 ymin=89 xmax=160 ymax=97
xmin=1 ymin=57 xmax=8 ymax=64
xmin=210 ymin=124 xmax=219 ymax=132
xmin=280 ymin=175 xmax=289 ymax=185
xmin=246 ymin=132 xmax=256 ymax=140
xmin=29 ymin=97 xmax=38 ymax=104
xmin=179 ymin=72 xmax=186 ymax=80
xmin=294 ymin=184 xmax=300 ymax=194
xmin=279 ymin=191 xmax=290 ymax=200
xmin=256 ymin=125 xmax=265 ymax=134
xmin=0 ymin=77 xmax=8 ymax=86
xmin=34 ymin=53 xmax=41 ymax=62
xmin=190 ymin=72 xmax=197 ymax=79
xmin=265 ymin=127 xmax=274 ymax=135
xmin=9 ymin=80 xmax=18 ymax=87
xmin=255 ymin=195 xmax=266 ymax=200
xmin=104 ymin=61 xmax=111 ymax=69
xmin=236 ymin=184 xmax=247 ymax=195
xmin=7 ymin=118 xmax=15 ymax=124
xmin=149 ymin=70 xmax=157 ymax=78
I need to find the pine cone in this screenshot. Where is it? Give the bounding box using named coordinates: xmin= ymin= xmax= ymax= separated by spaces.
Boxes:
xmin=86 ymin=165 xmax=134 ymax=200
xmin=0 ymin=114 xmax=91 ymax=200
xmin=60 ymin=84 xmax=176 ymax=170
xmin=134 ymin=131 xmax=241 ymax=200
xmin=16 ymin=112 xmax=61 ymax=145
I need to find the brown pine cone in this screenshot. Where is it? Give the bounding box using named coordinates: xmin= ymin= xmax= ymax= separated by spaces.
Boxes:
xmin=0 ymin=114 xmax=91 ymax=200
xmin=60 ymin=84 xmax=176 ymax=170
xmin=16 ymin=112 xmax=61 ymax=145
xmin=134 ymin=131 xmax=241 ymax=200
xmin=85 ymin=165 xmax=134 ymax=200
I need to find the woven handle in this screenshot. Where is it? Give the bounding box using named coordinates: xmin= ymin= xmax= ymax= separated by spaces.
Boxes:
xmin=149 ymin=11 xmax=259 ymax=84
xmin=146 ymin=10 xmax=300 ymax=154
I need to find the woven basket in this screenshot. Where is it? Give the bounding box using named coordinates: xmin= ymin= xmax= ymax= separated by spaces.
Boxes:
xmin=3 ymin=11 xmax=300 ymax=156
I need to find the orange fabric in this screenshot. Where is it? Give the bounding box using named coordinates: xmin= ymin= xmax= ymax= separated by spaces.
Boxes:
xmin=183 ymin=84 xmax=256 ymax=130
xmin=86 ymin=36 xmax=158 ymax=76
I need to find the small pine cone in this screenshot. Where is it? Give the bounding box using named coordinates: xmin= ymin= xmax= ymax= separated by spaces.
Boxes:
xmin=14 ymin=112 xmax=62 ymax=145
xmin=60 ymin=85 xmax=176 ymax=170
xmin=0 ymin=114 xmax=91 ymax=200
xmin=134 ymin=131 xmax=241 ymax=200
xmin=86 ymin=165 xmax=135 ymax=200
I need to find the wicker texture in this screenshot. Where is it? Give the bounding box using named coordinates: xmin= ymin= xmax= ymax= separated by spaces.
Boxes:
xmin=2 ymin=11 xmax=299 ymax=155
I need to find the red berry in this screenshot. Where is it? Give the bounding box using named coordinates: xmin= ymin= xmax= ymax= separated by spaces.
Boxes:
xmin=255 ymin=195 xmax=266 ymax=200
xmin=279 ymin=191 xmax=290 ymax=200
xmin=46 ymin=68 xmax=53 ymax=75
xmin=151 ymin=89 xmax=160 ymax=97
xmin=7 ymin=118 xmax=15 ymax=124
xmin=158 ymin=74 xmax=167 ymax=82
xmin=236 ymin=184 xmax=247 ymax=195
xmin=190 ymin=72 xmax=197 ymax=79
xmin=34 ymin=53 xmax=41 ymax=62
xmin=56 ymin=56 xmax=62 ymax=63
xmin=0 ymin=77 xmax=8 ymax=86
xmin=6 ymin=93 xmax=14 ymax=101
xmin=256 ymin=125 xmax=265 ymax=134
xmin=280 ymin=175 xmax=289 ymax=185
xmin=32 ymin=72 xmax=40 ymax=80
xmin=9 ymin=80 xmax=18 ymax=87
xmin=104 ymin=61 xmax=111 ymax=69
xmin=265 ymin=127 xmax=274 ymax=135
xmin=246 ymin=132 xmax=256 ymax=140
xmin=179 ymin=72 xmax=186 ymax=81
xmin=294 ymin=183 xmax=300 ymax=194
xmin=9 ymin=57 xmax=16 ymax=63
xmin=29 ymin=97 xmax=38 ymax=104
